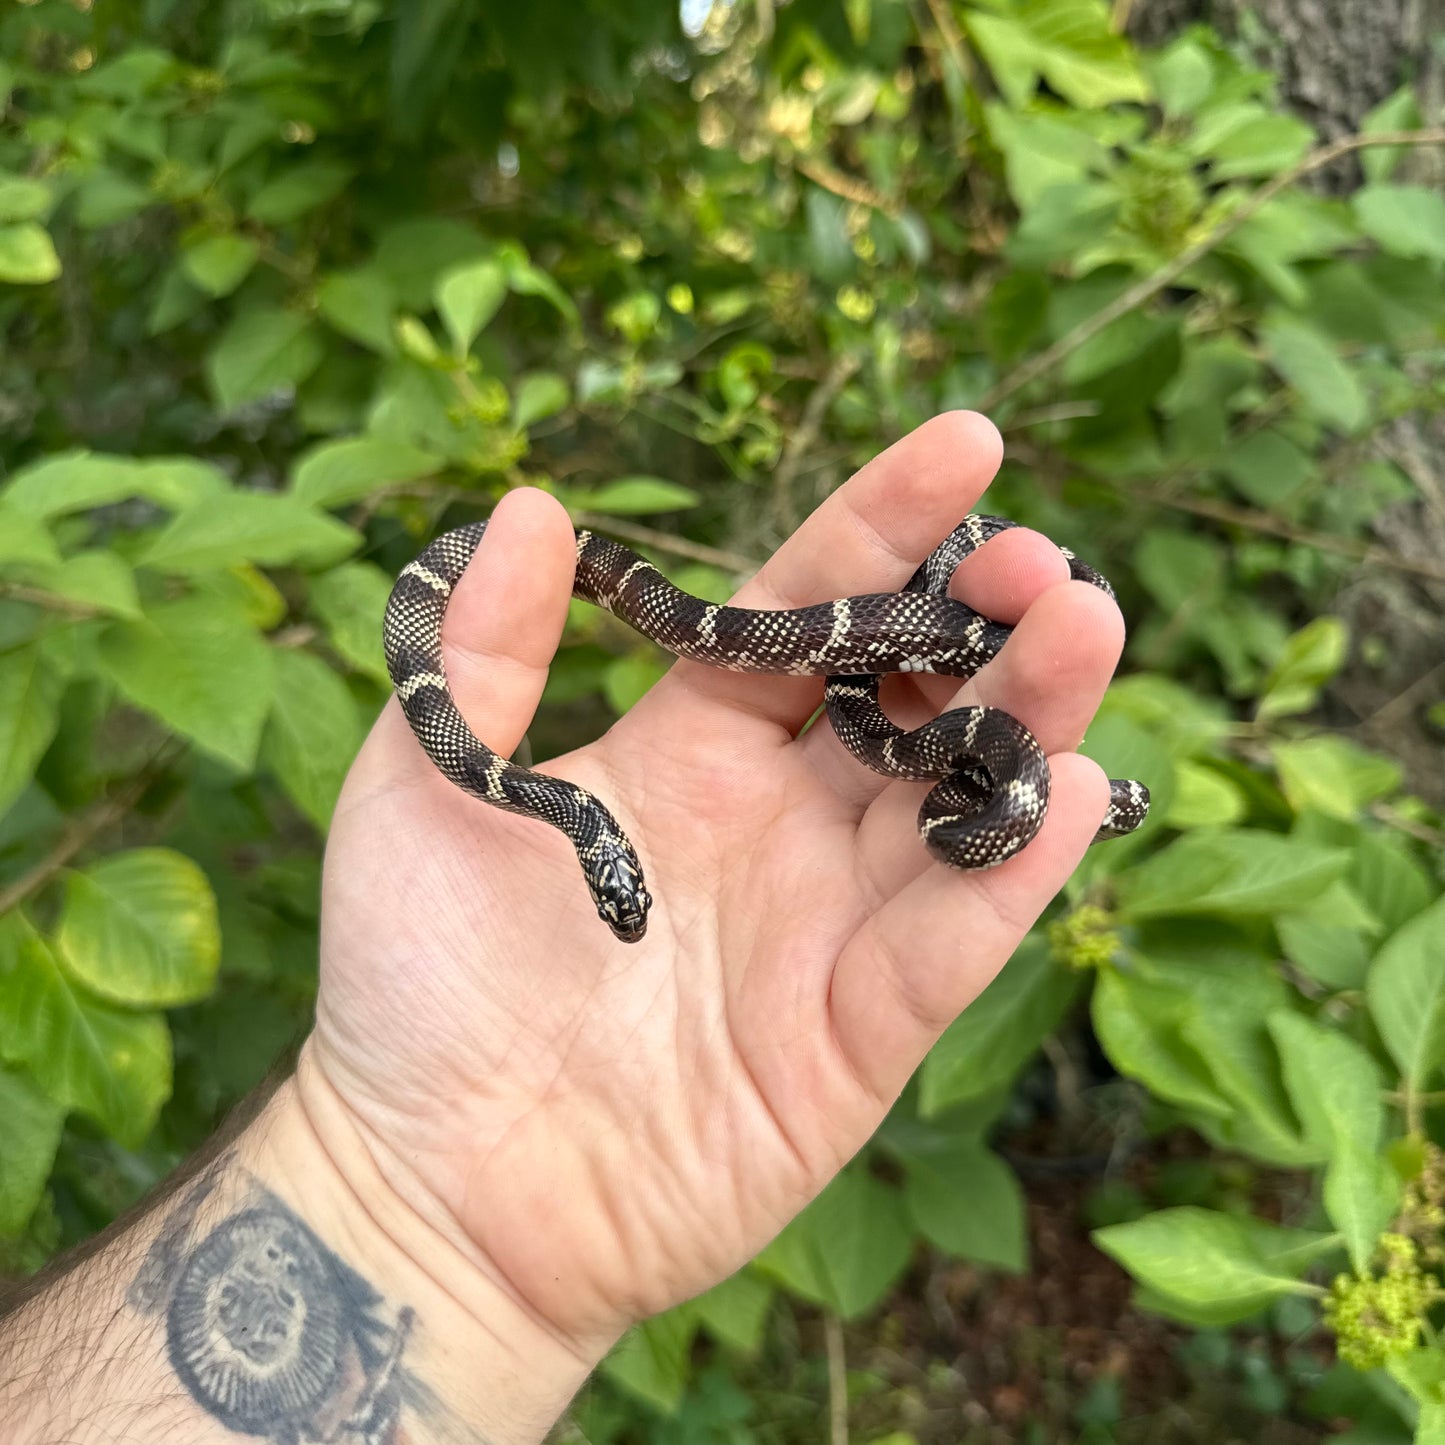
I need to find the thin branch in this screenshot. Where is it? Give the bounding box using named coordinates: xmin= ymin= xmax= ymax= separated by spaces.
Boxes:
xmin=795 ymin=157 xmax=899 ymax=216
xmin=0 ymin=581 xmax=107 ymax=619
xmin=1371 ymin=801 xmax=1445 ymax=852
xmin=1001 ymin=400 xmax=1102 ymax=430
xmin=0 ymin=753 xmax=174 ymax=918
xmin=772 ymin=351 xmax=861 ymax=530
xmin=1141 ymin=491 xmax=1445 ymax=585
xmin=1353 ymin=658 xmax=1445 ymax=734
xmin=922 ymin=0 xmax=974 ymax=91
xmin=980 ymin=127 xmax=1445 ymax=411
xmin=824 ymin=1310 xmax=849 ymax=1445
xmin=571 ymin=512 xmax=758 ymax=574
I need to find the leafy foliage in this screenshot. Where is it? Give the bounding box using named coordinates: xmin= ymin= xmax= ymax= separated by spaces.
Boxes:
xmin=1 ymin=0 xmax=1443 ymax=1437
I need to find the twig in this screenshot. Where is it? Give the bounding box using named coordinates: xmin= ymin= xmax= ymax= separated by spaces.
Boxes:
xmin=1353 ymin=658 xmax=1445 ymax=734
xmin=0 ymin=753 xmax=173 ymax=917
xmin=0 ymin=581 xmax=106 ymax=619
xmin=1001 ymin=400 xmax=1101 ymax=430
xmin=824 ymin=1310 xmax=849 ymax=1445
xmin=571 ymin=512 xmax=758 ymax=574
xmin=922 ymin=0 xmax=974 ymax=90
xmin=795 ymin=158 xmax=899 ymax=216
xmin=979 ymin=127 xmax=1445 ymax=411
xmin=1370 ymin=801 xmax=1445 ymax=851
xmin=771 ymin=352 xmax=861 ymax=530
xmin=1142 ymin=492 xmax=1445 ymax=585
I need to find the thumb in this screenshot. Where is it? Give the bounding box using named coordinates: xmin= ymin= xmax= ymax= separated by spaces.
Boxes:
xmin=434 ymin=487 xmax=577 ymax=758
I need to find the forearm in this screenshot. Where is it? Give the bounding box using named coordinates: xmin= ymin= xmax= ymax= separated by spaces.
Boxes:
xmin=0 ymin=1055 xmax=608 ymax=1445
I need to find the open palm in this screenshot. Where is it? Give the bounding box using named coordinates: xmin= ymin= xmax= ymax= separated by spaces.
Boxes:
xmin=306 ymin=412 xmax=1125 ymax=1355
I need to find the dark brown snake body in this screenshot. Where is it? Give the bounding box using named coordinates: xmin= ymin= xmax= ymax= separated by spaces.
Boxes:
xmin=383 ymin=515 xmax=1149 ymax=942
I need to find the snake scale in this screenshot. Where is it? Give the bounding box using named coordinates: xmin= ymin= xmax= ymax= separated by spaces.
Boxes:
xmin=383 ymin=515 xmax=1149 ymax=942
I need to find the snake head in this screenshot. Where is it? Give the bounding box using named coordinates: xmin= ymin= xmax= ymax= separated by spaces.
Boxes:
xmin=587 ymin=845 xmax=652 ymax=943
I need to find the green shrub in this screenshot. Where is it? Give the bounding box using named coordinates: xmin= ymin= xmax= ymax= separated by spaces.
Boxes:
xmin=2 ymin=0 xmax=1443 ymax=1435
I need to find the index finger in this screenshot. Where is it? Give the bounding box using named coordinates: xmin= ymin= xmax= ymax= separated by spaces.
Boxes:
xmin=666 ymin=410 xmax=1005 ymax=732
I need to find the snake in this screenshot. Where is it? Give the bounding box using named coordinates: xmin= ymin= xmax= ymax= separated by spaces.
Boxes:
xmin=383 ymin=515 xmax=1149 ymax=943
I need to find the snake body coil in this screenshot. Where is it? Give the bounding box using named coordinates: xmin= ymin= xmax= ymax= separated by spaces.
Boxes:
xmin=383 ymin=516 xmax=1149 ymax=942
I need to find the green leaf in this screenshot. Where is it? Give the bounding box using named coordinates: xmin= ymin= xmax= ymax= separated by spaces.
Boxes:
xmin=690 ymin=1270 xmax=773 ymax=1355
xmin=31 ymin=455 xmax=225 ymax=519
xmin=316 ymin=266 xmax=397 ymax=355
xmin=73 ymin=170 xmax=152 ymax=228
xmin=1367 ymin=897 xmax=1445 ymax=1091
xmin=247 ymin=161 xmax=352 ymax=225
xmin=1148 ymin=947 xmax=1317 ymax=1166
xmin=290 ymin=436 xmax=444 ymax=508
xmin=1218 ymin=429 xmax=1314 ymax=507
xmin=1277 ymin=914 xmax=1371 ymax=992
xmin=1093 ymin=1208 xmax=1335 ymax=1321
xmin=1092 ymin=965 xmax=1232 ymax=1120
xmin=434 ymin=258 xmax=507 ymax=353
xmin=0 ymin=1063 xmax=64 ymax=1235
xmin=498 ymin=248 xmax=579 ymax=326
xmin=603 ymin=650 xmax=668 ymax=713
xmin=0 ymin=175 xmax=51 ymax=224
xmin=55 ymin=848 xmax=220 ymax=1008
xmin=1271 ymin=736 xmax=1402 ymax=821
xmin=1353 ymin=185 xmax=1445 ymax=261
xmin=98 ymin=597 xmax=276 ymax=770
xmin=0 ymin=914 xmax=171 ymax=1147
xmin=903 ymin=1143 xmax=1027 ymax=1271
xmin=0 ymin=502 xmax=60 ymax=566
xmin=601 ymin=1310 xmax=696 ymax=1414
xmin=920 ymin=938 xmax=1080 ymax=1115
xmin=1163 ymin=763 xmax=1245 ymax=829
xmin=566 ymin=477 xmax=701 ymax=515
xmin=1117 ymin=830 xmax=1349 ymax=919
xmin=514 ymin=372 xmax=570 ymax=430
xmin=755 ymin=1169 xmax=913 ymax=1319
xmin=1133 ymin=529 xmax=1225 ymax=613
xmin=1206 ymin=113 xmax=1313 ymax=180
xmin=1257 ymin=618 xmax=1348 ymax=721
xmin=261 ymin=648 xmax=366 ymax=829
xmin=307 ymin=562 xmax=394 ymax=683
xmin=11 ymin=551 xmax=141 ymax=620
xmin=1361 ymin=88 xmax=1423 ymax=183
xmin=984 ymin=106 xmax=1110 ymax=212
xmin=139 ymin=492 xmax=359 ymax=573
xmin=965 ymin=0 xmax=1148 ymax=109
xmin=0 ymin=223 xmax=61 ymax=284
xmin=1259 ymin=317 xmax=1367 ymax=433
xmin=1146 ymin=39 xmax=1214 ymax=117
xmin=1269 ymin=1011 xmax=1396 ymax=1272
xmin=181 ymin=233 xmax=260 ymax=297
xmin=0 ymin=644 xmax=67 ymax=818
xmin=375 ymin=217 xmax=488 ymax=310
xmin=207 ymin=307 xmax=325 ymax=413
xmin=1352 ymin=832 xmax=1433 ymax=934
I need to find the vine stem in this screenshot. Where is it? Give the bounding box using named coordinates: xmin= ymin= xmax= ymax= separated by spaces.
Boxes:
xmin=979 ymin=127 xmax=1445 ymax=411
xmin=0 ymin=751 xmax=173 ymax=918
xmin=772 ymin=351 xmax=861 ymax=531
xmin=570 ymin=512 xmax=757 ymax=574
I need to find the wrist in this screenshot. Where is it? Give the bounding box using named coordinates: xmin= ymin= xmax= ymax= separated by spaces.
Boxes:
xmin=237 ymin=1049 xmax=616 ymax=1443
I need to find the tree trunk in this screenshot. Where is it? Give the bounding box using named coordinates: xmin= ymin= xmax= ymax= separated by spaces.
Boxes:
xmin=1128 ymin=0 xmax=1445 ymax=187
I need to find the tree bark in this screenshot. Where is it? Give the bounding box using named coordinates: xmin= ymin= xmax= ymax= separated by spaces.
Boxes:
xmin=1128 ymin=0 xmax=1445 ymax=187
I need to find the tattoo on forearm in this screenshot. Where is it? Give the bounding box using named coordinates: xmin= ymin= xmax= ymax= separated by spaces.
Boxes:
xmin=126 ymin=1154 xmax=473 ymax=1444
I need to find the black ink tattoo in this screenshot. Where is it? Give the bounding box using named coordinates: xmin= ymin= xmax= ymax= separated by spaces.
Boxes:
xmin=127 ymin=1157 xmax=423 ymax=1444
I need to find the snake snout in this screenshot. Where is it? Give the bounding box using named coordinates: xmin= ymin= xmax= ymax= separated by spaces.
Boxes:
xmin=588 ymin=846 xmax=652 ymax=944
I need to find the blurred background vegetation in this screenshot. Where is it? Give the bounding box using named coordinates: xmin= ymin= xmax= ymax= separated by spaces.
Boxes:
xmin=2 ymin=0 xmax=1444 ymax=1439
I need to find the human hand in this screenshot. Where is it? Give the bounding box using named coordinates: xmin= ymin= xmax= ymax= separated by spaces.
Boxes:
xmin=306 ymin=410 xmax=1126 ymax=1363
